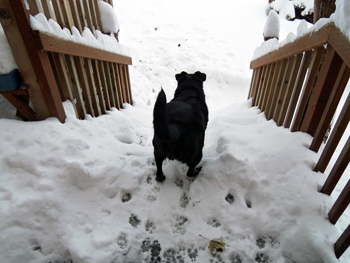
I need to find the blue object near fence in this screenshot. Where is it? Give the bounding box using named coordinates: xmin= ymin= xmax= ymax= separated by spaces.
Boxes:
xmin=0 ymin=69 xmax=23 ymax=92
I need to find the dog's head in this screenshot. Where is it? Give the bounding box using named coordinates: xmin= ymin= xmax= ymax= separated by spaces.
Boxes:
xmin=174 ymin=71 xmax=206 ymax=95
xmin=176 ymin=71 xmax=206 ymax=83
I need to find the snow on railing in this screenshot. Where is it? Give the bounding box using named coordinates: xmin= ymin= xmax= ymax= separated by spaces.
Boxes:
xmin=253 ymin=0 xmax=350 ymax=61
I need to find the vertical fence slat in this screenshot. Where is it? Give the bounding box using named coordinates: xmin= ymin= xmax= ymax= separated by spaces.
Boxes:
xmin=310 ymin=64 xmax=350 ymax=152
xmin=273 ymin=56 xmax=296 ymax=124
xmin=254 ymin=65 xmax=268 ymax=107
xmin=253 ymin=65 xmax=266 ymax=106
xmin=257 ymin=64 xmax=272 ymax=109
xmin=248 ymin=69 xmax=258 ymax=99
xmin=328 ymin=178 xmax=350 ymax=224
xmin=94 ymin=0 xmax=103 ymax=33
xmin=261 ymin=62 xmax=276 ymax=112
xmin=65 ymin=56 xmax=87 ymax=119
xmin=119 ymin=64 xmax=132 ymax=104
xmin=82 ymin=0 xmax=95 ymax=31
xmin=91 ymin=60 xmax=107 ymax=114
xmin=51 ymin=0 xmax=67 ymax=28
xmin=109 ymin=62 xmax=122 ymax=109
xmin=335 ymin=224 xmax=350 ymax=259
xmin=321 ymin=136 xmax=350 ymax=195
xmin=97 ymin=61 xmax=111 ymax=110
xmin=68 ymin=0 xmax=83 ymax=32
xmin=291 ymin=46 xmax=325 ymax=132
xmin=264 ymin=60 xmax=282 ymax=119
xmin=41 ymin=0 xmax=55 ymax=20
xmin=88 ymin=0 xmax=100 ymax=31
xmin=124 ymin=64 xmax=132 ymax=104
xmin=74 ymin=57 xmax=95 ymax=116
xmin=266 ymin=59 xmax=288 ymax=120
xmin=75 ymin=0 xmax=88 ymax=30
xmin=278 ymin=53 xmax=303 ymax=126
xmin=85 ymin=59 xmax=101 ymax=116
xmin=251 ymin=67 xmax=263 ymax=106
xmin=284 ymin=50 xmax=313 ymax=129
xmin=315 ymin=92 xmax=350 ymax=173
xmin=300 ymin=46 xmax=344 ymax=136
xmin=103 ymin=61 xmax=116 ymax=108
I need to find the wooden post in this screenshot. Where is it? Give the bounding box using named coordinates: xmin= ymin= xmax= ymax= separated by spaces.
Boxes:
xmin=314 ymin=0 xmax=336 ymax=24
xmin=0 ymin=0 xmax=66 ymax=122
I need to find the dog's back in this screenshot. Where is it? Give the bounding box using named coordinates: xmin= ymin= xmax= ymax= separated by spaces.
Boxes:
xmin=153 ymin=71 xmax=208 ymax=182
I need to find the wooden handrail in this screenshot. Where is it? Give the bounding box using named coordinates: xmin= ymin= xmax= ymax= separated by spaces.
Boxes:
xmin=32 ymin=31 xmax=132 ymax=65
xmin=250 ymin=23 xmax=350 ymax=69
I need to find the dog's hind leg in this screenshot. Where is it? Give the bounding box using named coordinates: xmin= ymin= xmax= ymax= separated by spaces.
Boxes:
xmin=154 ymin=149 xmax=166 ymax=182
xmin=186 ymin=152 xmax=203 ymax=178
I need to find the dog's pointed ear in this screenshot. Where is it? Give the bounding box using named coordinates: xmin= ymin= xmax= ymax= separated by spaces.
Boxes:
xmin=194 ymin=71 xmax=206 ymax=82
xmin=175 ymin=71 xmax=187 ymax=81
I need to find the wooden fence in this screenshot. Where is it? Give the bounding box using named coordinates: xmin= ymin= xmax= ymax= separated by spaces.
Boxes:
xmin=0 ymin=0 xmax=132 ymax=122
xmin=249 ymin=22 xmax=350 ymax=259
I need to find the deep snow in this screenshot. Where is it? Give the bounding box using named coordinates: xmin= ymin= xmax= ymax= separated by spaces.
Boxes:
xmin=0 ymin=0 xmax=349 ymax=262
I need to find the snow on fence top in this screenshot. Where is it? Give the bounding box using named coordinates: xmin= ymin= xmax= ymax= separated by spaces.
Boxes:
xmin=30 ymin=12 xmax=129 ymax=58
xmin=253 ymin=0 xmax=350 ymax=61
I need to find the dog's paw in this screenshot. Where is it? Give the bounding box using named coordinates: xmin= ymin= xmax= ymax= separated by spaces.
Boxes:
xmin=156 ymin=174 xmax=166 ymax=182
xmin=187 ymin=167 xmax=202 ymax=178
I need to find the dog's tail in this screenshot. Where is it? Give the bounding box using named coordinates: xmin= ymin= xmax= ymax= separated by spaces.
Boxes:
xmin=153 ymin=88 xmax=169 ymax=140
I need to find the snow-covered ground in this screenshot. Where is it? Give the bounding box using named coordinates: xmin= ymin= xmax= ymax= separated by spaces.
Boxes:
xmin=0 ymin=0 xmax=349 ymax=262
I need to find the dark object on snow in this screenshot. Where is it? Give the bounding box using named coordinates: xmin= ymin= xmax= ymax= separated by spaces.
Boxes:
xmin=294 ymin=5 xmax=314 ymax=23
xmin=225 ymin=193 xmax=234 ymax=204
xmin=152 ymin=71 xmax=209 ymax=182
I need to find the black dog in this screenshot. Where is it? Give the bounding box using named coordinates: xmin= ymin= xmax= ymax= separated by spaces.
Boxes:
xmin=152 ymin=71 xmax=208 ymax=182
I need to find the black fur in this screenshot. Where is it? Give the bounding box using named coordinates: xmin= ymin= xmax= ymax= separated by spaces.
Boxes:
xmin=152 ymin=71 xmax=208 ymax=182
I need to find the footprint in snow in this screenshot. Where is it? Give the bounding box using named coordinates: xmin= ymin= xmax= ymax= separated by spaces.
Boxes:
xmin=141 ymin=238 xmax=162 ymax=259
xmin=121 ymin=193 xmax=132 ymax=203
xmin=225 ymin=193 xmax=234 ymax=204
xmin=117 ymin=233 xmax=128 ymax=249
xmin=145 ymin=220 xmax=156 ymax=233
xmin=180 ymin=192 xmax=190 ymax=208
xmin=129 ymin=214 xmax=141 ymax=228
xmin=207 ymin=218 xmax=221 ymax=228
xmin=173 ymin=215 xmax=189 ymax=235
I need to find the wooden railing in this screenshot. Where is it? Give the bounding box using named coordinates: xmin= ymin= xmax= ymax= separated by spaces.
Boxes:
xmin=249 ymin=22 xmax=350 ymax=259
xmin=0 ymin=0 xmax=132 ymax=122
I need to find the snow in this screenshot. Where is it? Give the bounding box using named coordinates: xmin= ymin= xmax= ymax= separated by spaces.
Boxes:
xmin=0 ymin=24 xmax=17 ymax=74
xmin=99 ymin=0 xmax=120 ymax=34
xmin=263 ymin=10 xmax=280 ymax=39
xmin=332 ymin=0 xmax=350 ymax=40
xmin=0 ymin=0 xmax=349 ymax=262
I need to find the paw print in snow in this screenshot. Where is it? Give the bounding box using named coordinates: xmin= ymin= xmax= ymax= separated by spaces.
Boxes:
xmin=173 ymin=216 xmax=189 ymax=235
xmin=145 ymin=220 xmax=156 ymax=233
xmin=117 ymin=233 xmax=128 ymax=249
xmin=207 ymin=218 xmax=221 ymax=228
